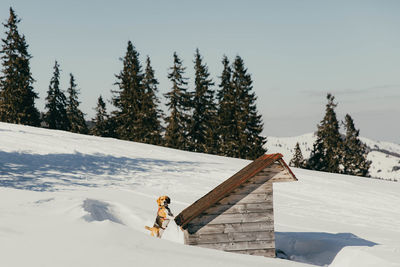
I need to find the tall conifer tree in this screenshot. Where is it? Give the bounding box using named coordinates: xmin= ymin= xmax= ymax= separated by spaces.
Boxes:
xmin=91 ymin=95 xmax=111 ymax=137
xmin=290 ymin=142 xmax=305 ymax=168
xmin=216 ymin=56 xmax=237 ymax=156
xmin=141 ymin=56 xmax=163 ymax=145
xmin=189 ymin=49 xmax=217 ymax=153
xmin=307 ymin=93 xmax=342 ymax=173
xmin=44 ymin=61 xmax=69 ymax=130
xmin=111 ymin=41 xmax=146 ymax=141
xmin=0 ymin=8 xmax=40 ymax=126
xmin=231 ymin=56 xmax=266 ymax=160
xmin=342 ymin=114 xmax=371 ymax=176
xmin=66 ymin=73 xmax=88 ymax=134
xmin=164 ymin=52 xmax=191 ymax=150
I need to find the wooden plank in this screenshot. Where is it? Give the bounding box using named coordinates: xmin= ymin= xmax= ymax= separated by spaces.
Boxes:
xmin=269 ymin=176 xmax=297 ymax=183
xmin=233 ymin=248 xmax=275 ymax=257
xmin=190 ymin=211 xmax=273 ymax=225
xmin=196 ymin=240 xmax=275 ymax=251
xmin=186 ymin=230 xmax=275 ymax=244
xmin=203 ymin=203 xmax=273 ymax=215
xmin=231 ymin=182 xmax=273 ymax=195
xmin=217 ymin=192 xmax=273 ymax=205
xmin=186 ymin=221 xmax=274 ymax=235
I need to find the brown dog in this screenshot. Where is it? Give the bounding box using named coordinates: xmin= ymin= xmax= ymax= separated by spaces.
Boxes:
xmin=145 ymin=196 xmax=174 ymax=238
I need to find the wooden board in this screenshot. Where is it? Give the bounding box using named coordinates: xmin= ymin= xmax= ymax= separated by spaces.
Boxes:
xmin=190 ymin=211 xmax=273 ymax=225
xmin=234 ymin=248 xmax=275 ymax=257
xmin=196 ymin=240 xmax=275 ymax=251
xmin=186 ymin=221 xmax=274 ymax=235
xmin=186 ymin=230 xmax=274 ymax=244
xmin=217 ymin=192 xmax=273 ymax=205
xmin=231 ymin=182 xmax=273 ymax=195
xmin=202 ymin=203 xmax=273 ymax=215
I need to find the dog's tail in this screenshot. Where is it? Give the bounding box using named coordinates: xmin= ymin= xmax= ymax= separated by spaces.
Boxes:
xmin=145 ymin=226 xmax=152 ymax=231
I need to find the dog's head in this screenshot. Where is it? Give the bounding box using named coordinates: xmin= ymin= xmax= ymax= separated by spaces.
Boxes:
xmin=156 ymin=196 xmax=171 ymax=207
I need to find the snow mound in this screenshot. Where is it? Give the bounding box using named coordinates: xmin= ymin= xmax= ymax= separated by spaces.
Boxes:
xmin=82 ymin=199 xmax=123 ymax=224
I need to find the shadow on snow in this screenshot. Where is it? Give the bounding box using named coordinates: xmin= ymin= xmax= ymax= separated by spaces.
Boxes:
xmin=0 ymin=151 xmax=197 ymax=192
xmin=275 ymin=232 xmax=378 ymax=266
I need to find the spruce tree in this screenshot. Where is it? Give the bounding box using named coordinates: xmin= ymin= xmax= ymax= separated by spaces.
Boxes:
xmin=216 ymin=56 xmax=237 ymax=156
xmin=0 ymin=8 xmax=40 ymax=126
xmin=307 ymin=93 xmax=342 ymax=173
xmin=342 ymin=114 xmax=371 ymax=176
xmin=91 ymin=95 xmax=111 ymax=137
xmin=44 ymin=61 xmax=69 ymax=130
xmin=111 ymin=41 xmax=145 ymax=141
xmin=290 ymin=142 xmax=305 ymax=168
xmin=141 ymin=56 xmax=163 ymax=145
xmin=66 ymin=73 xmax=88 ymax=134
xmin=231 ymin=55 xmax=266 ymax=160
xmin=164 ymin=52 xmax=191 ymax=150
xmin=189 ymin=49 xmax=217 ymax=153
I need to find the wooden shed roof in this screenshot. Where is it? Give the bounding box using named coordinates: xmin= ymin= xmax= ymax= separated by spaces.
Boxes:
xmin=174 ymin=153 xmax=297 ymax=228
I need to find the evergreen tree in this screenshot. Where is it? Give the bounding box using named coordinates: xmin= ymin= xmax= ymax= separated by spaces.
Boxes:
xmin=141 ymin=56 xmax=163 ymax=145
xmin=111 ymin=41 xmax=146 ymax=141
xmin=189 ymin=49 xmax=217 ymax=153
xmin=307 ymin=93 xmax=342 ymax=173
xmin=342 ymin=114 xmax=371 ymax=176
xmin=164 ymin=52 xmax=191 ymax=150
xmin=0 ymin=8 xmax=40 ymax=126
xmin=216 ymin=56 xmax=238 ymax=156
xmin=289 ymin=142 xmax=305 ymax=168
xmin=91 ymin=95 xmax=112 ymax=137
xmin=231 ymin=55 xmax=266 ymax=160
xmin=66 ymin=73 xmax=88 ymax=134
xmin=44 ymin=61 xmax=69 ymax=130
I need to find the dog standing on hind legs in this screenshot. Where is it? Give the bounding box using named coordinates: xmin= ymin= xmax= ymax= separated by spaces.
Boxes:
xmin=145 ymin=196 xmax=174 ymax=238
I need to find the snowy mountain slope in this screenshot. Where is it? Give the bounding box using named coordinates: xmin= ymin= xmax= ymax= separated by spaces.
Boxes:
xmin=1 ymin=122 xmax=400 ymax=267
xmin=265 ymin=133 xmax=400 ymax=181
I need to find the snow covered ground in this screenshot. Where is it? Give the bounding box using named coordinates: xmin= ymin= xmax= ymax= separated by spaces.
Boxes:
xmin=1 ymin=122 xmax=399 ymax=267
xmin=266 ymin=133 xmax=400 ymax=181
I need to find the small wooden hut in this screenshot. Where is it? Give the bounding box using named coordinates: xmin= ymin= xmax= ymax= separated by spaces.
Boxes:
xmin=174 ymin=153 xmax=297 ymax=257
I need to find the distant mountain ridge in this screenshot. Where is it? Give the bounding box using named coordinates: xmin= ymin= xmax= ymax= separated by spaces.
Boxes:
xmin=265 ymin=133 xmax=400 ymax=181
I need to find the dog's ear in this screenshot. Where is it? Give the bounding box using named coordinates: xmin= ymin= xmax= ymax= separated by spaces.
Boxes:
xmin=156 ymin=197 xmax=162 ymax=206
xmin=165 ymin=196 xmax=170 ymax=204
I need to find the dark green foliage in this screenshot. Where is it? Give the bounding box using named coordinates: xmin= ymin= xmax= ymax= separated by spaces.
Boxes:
xmin=307 ymin=93 xmax=342 ymax=173
xmin=66 ymin=73 xmax=88 ymax=134
xmin=342 ymin=114 xmax=371 ymax=176
xmin=164 ymin=52 xmax=191 ymax=150
xmin=141 ymin=56 xmax=163 ymax=145
xmin=0 ymin=8 xmax=40 ymax=126
xmin=44 ymin=61 xmax=69 ymax=130
xmin=111 ymin=41 xmax=146 ymax=142
xmin=290 ymin=142 xmax=306 ymax=168
xmin=91 ymin=95 xmax=113 ymax=137
xmin=216 ymin=56 xmax=238 ymax=156
xmin=188 ymin=49 xmax=217 ymax=153
xmin=230 ymin=56 xmax=266 ymax=160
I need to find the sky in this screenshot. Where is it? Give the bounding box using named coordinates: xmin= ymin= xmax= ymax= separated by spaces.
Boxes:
xmin=1 ymin=0 xmax=399 ymax=143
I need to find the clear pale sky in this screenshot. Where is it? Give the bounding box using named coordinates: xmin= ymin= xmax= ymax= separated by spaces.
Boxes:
xmin=1 ymin=0 xmax=399 ymax=143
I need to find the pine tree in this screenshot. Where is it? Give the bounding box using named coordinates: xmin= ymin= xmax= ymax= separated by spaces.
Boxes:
xmin=290 ymin=142 xmax=305 ymax=168
xmin=164 ymin=52 xmax=191 ymax=150
xmin=141 ymin=56 xmax=163 ymax=145
xmin=216 ymin=56 xmax=238 ymax=156
xmin=307 ymin=93 xmax=342 ymax=173
xmin=111 ymin=41 xmax=145 ymax=141
xmin=0 ymin=8 xmax=40 ymax=126
xmin=91 ymin=95 xmax=112 ymax=137
xmin=66 ymin=73 xmax=88 ymax=134
xmin=44 ymin=61 xmax=69 ymax=130
xmin=189 ymin=49 xmax=217 ymax=153
xmin=231 ymin=55 xmax=266 ymax=160
xmin=342 ymin=114 xmax=371 ymax=176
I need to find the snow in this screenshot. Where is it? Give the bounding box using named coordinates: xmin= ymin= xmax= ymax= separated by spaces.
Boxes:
xmin=1 ymin=122 xmax=400 ymax=267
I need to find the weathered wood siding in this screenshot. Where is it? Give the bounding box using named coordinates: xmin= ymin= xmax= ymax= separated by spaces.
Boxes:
xmin=183 ymin=163 xmax=293 ymax=257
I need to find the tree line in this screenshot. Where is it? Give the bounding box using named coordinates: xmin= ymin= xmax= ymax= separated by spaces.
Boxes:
xmin=289 ymin=94 xmax=371 ymax=177
xmin=0 ymin=8 xmax=266 ymax=160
